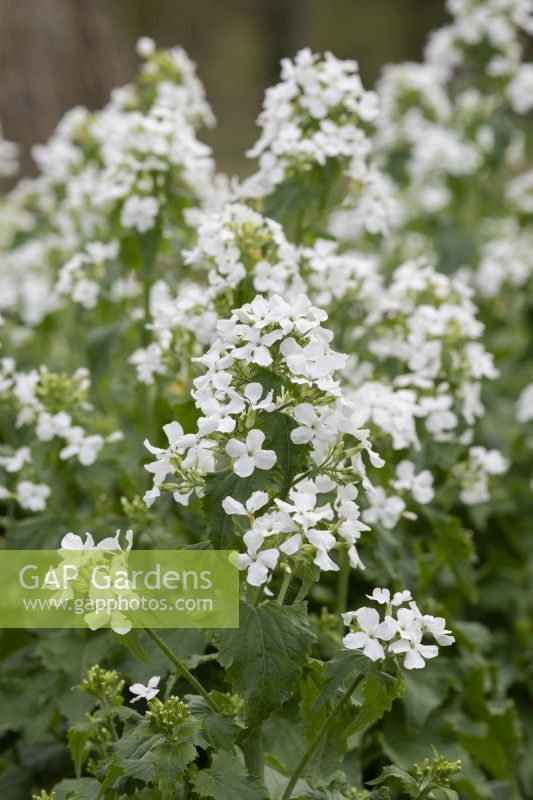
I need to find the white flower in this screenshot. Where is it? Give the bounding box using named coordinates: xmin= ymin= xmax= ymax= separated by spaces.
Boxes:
xmin=136 ymin=37 xmax=156 ymax=57
xmin=59 ymin=428 xmax=104 ymax=466
xmin=144 ymin=421 xmax=195 ymax=486
xmin=388 ymin=636 xmax=439 ymax=670
xmin=129 ymin=344 xmax=166 ymax=384
xmin=239 ymin=530 xmax=279 ymax=586
xmin=517 ymin=382 xmax=533 ymax=423
xmin=129 ymin=676 xmax=161 ymax=703
xmin=343 ymin=607 xmax=396 ymax=661
xmin=366 ymin=588 xmax=413 ymax=606
xmin=243 ymin=383 xmax=275 ymax=412
xmin=225 ymin=429 xmax=277 ymax=478
xmin=290 ymin=403 xmax=330 ymax=444
xmin=60 ymin=529 xmax=133 ymax=551
xmin=121 ymin=195 xmax=159 ymax=233
xmin=222 ymin=491 xmax=269 ymax=516
xmin=0 ymin=446 xmax=31 ymax=473
xmin=36 ymin=411 xmax=73 ymax=441
xmin=362 ymin=487 xmax=405 ymax=529
xmin=392 ymin=460 xmax=434 ymax=504
xmin=16 ymin=481 xmax=51 ymax=512
xmin=306 ymin=528 xmax=339 ymax=571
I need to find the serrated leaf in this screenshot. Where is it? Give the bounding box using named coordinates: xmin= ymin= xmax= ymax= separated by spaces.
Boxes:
xmin=343 ymin=670 xmax=403 ymax=737
xmin=298 ymin=661 xmax=352 ymax=784
xmin=186 ymin=694 xmax=238 ymax=751
xmin=215 ymin=600 xmax=316 ymax=725
xmin=311 ymin=649 xmax=376 ymax=712
xmin=369 ymin=765 xmax=419 ymax=795
xmin=191 ymin=751 xmax=269 ymax=800
xmin=53 ymin=777 xmax=101 ymax=800
xmin=68 ymin=722 xmax=94 ymax=778
xmin=108 ymin=718 xmax=198 ymax=792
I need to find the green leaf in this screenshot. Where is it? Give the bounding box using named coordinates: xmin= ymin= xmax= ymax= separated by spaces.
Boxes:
xmin=114 ymin=630 xmax=149 ymax=663
xmin=68 ymin=722 xmax=94 ymax=778
xmin=107 ymin=719 xmax=198 ymax=792
xmin=311 ymin=649 xmax=376 ymax=712
xmin=402 ymin=665 xmax=450 ymax=729
xmin=298 ymin=661 xmax=352 ymax=784
xmin=191 ymin=751 xmax=269 ymax=800
xmin=53 ymin=777 xmax=101 ymax=800
xmin=257 ymin=409 xmax=310 ymax=494
xmin=343 ymin=669 xmax=403 ymax=738
xmin=186 ymin=694 xmax=238 ymax=751
xmin=426 ymin=512 xmax=477 ymax=602
xmin=369 ymin=765 xmax=419 ymax=797
xmin=215 ymin=600 xmax=316 ymax=725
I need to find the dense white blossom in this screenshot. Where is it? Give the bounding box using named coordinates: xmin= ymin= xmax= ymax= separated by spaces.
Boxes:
xmin=343 ymin=589 xmax=454 ymax=669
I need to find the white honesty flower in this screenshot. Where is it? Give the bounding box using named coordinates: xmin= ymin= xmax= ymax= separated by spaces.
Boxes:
xmin=392 ymin=460 xmax=434 ymax=504
xmin=366 ymin=588 xmax=413 ymax=606
xmin=222 ymin=491 xmax=269 ymax=517
xmin=225 ymin=429 xmax=277 ymax=478
xmin=342 ymin=607 xmax=396 ymax=661
xmin=362 ymin=487 xmax=405 ymax=529
xmin=388 ymin=635 xmax=439 ymax=670
xmin=238 ymin=530 xmax=279 ymax=586
xmin=129 ymin=676 xmax=161 ymax=703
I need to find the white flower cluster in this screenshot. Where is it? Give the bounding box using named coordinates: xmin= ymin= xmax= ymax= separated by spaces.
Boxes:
xmin=425 ymin=0 xmax=533 ymax=84
xmin=183 ymin=203 xmax=302 ymax=298
xmin=343 ymin=587 xmax=454 ymax=669
xmin=0 ymin=236 xmax=61 ymax=326
xmin=55 ymin=240 xmax=124 ymax=310
xmin=361 ymin=259 xmax=498 ymax=442
xmin=0 ymin=39 xmax=218 ymax=335
xmin=58 ymin=529 xmax=134 ymax=634
xmin=241 ymin=48 xmax=385 ymax=225
xmin=456 ymin=446 xmax=509 ymax=505
xmin=0 ymin=445 xmax=51 ymax=512
xmin=298 ymin=238 xmax=382 ymax=310
xmin=0 ymin=480 xmax=51 ymax=513
xmin=474 ymin=220 xmax=533 ymax=297
xmin=0 ymin=360 xmax=121 ymax=467
xmin=144 ymin=293 xmax=387 ymax=582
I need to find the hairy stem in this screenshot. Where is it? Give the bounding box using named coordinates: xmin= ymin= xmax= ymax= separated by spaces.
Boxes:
xmin=145 ymin=627 xmax=219 ymax=712
xmin=281 ymin=672 xmax=365 ymax=800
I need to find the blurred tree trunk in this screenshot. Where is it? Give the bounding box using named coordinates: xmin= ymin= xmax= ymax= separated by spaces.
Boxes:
xmin=0 ymin=0 xmax=132 ymax=175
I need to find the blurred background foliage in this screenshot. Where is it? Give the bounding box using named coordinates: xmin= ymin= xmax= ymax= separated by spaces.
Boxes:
xmin=0 ymin=0 xmax=447 ymax=176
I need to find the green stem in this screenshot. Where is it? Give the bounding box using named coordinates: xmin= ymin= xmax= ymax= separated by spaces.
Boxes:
xmin=335 ymin=548 xmax=350 ymax=625
xmin=281 ymin=673 xmax=365 ymax=800
xmin=145 ymin=628 xmax=219 ymax=712
xmin=242 ymin=725 xmax=264 ymax=780
xmin=277 ymin=571 xmax=291 ymax=604
xmin=246 ymin=584 xmax=263 ymax=607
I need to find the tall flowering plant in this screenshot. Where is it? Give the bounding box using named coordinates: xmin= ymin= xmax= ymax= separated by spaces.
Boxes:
xmin=0 ymin=1 xmax=532 ymax=797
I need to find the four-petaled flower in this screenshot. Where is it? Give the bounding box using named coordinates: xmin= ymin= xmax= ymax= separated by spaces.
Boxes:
xmin=225 ymin=429 xmax=277 ymax=478
xmin=342 ymin=607 xmax=396 ymax=661
xmin=129 ymin=676 xmax=161 ymax=703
